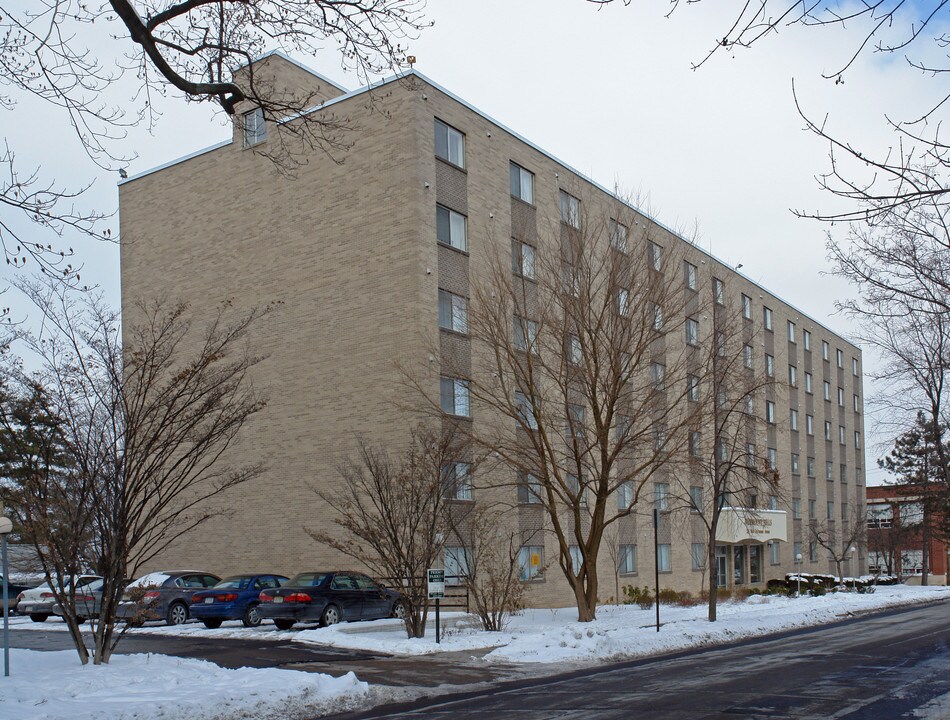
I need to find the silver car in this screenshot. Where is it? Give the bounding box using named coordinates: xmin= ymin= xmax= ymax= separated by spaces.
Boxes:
xmin=16 ymin=575 xmax=102 ymax=622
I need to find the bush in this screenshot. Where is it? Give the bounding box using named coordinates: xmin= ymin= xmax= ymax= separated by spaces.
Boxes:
xmin=622 ymin=585 xmax=654 ymax=609
xmin=810 ymin=585 xmax=827 ymax=597
xmin=657 ymin=588 xmax=681 ymax=605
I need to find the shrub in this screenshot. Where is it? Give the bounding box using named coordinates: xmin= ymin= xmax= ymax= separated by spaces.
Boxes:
xmin=622 ymin=585 xmax=654 ymax=609
xmin=810 ymin=585 xmax=827 ymax=597
xmin=657 ymin=588 xmax=680 ymax=605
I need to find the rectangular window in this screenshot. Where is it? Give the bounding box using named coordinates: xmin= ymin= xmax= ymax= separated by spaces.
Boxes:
xmin=438 ymin=289 xmax=468 ymax=334
xmin=689 ymin=431 xmax=701 ymax=457
xmin=765 ymin=354 xmax=775 ymax=377
xmin=617 ymin=288 xmax=631 ymax=316
xmin=793 ymin=541 xmax=803 ymax=563
xmin=839 ymin=425 xmax=845 ymax=445
xmin=803 ymin=330 xmax=811 ymax=351
xmin=566 ymin=403 xmax=585 ymax=441
xmin=440 ymin=377 xmax=470 ymax=417
xmin=559 ymin=190 xmax=580 ymax=229
xmin=838 ymin=387 xmax=844 ymax=407
xmin=685 ymin=318 xmax=699 ymax=346
xmin=568 ymin=334 xmax=582 ymax=365
xmin=823 ymin=381 xmax=831 ymax=401
xmin=615 ymin=414 xmax=632 ymax=442
xmin=511 ymin=240 xmax=536 ymax=279
xmin=610 ymin=219 xmax=629 ymax=253
xmin=619 ymin=544 xmax=637 ymax=574
xmin=809 ymin=499 xmax=816 ymax=519
xmin=650 ymin=362 xmax=666 ymax=390
xmin=242 ymin=107 xmax=266 ymax=147
xmin=770 ymin=541 xmax=780 ymax=565
xmin=515 ymin=391 xmax=538 ymax=430
xmin=684 ymin=261 xmax=697 ymax=290
xmin=742 ymin=294 xmax=752 ymax=320
xmin=518 ymin=545 xmax=544 ymax=581
xmin=856 ymin=467 xmax=863 ymax=485
xmin=435 ymin=119 xmax=465 ymax=167
xmin=652 ymin=304 xmax=664 ymax=331
xmin=827 ymin=501 xmax=834 ymax=520
xmin=836 ymin=348 xmax=843 ymax=368
xmin=687 ymin=374 xmax=700 ymax=402
xmin=653 ymin=425 xmax=667 ymax=453
xmin=444 ymin=546 xmax=471 ymax=585
xmin=824 ymin=421 xmax=832 ymax=441
xmin=690 ymin=485 xmax=703 ymax=511
xmin=852 ymin=357 xmax=858 ymax=375
xmin=854 ymin=394 xmax=860 ymax=412
xmin=788 ymin=320 xmax=796 ymax=343
xmin=806 ymin=414 xmax=814 ymax=436
xmin=790 ymin=409 xmax=798 ymax=431
xmin=805 ymin=372 xmax=813 ymax=394
xmin=855 ymin=431 xmax=861 ymax=449
xmin=743 ymin=344 xmax=753 ymax=369
xmin=789 ymin=365 xmax=797 ymax=386
xmin=616 ymin=480 xmax=633 ymax=510
xmin=509 ymin=162 xmax=533 ymax=203
xmin=809 ymin=540 xmax=818 ymax=562
xmin=648 ymin=241 xmax=663 ymax=271
xmin=654 ymin=482 xmax=670 ymax=511
xmin=822 ymin=340 xmax=829 ymax=361
xmin=826 ymin=461 xmax=833 ymax=481
xmin=763 ymin=307 xmax=773 ymax=331
xmin=691 ymin=543 xmax=706 ymax=571
xmin=436 ymin=204 xmax=467 ymax=251
xmin=442 ymin=462 xmax=473 ymax=500
xmin=517 ymin=471 xmax=542 ymax=504
xmin=840 ymin=464 xmax=847 ymax=483
xmin=657 ymin=543 xmax=672 ymax=572
xmin=807 ymin=457 xmax=815 ymax=478
xmin=791 ymin=453 xmax=800 ymax=474
xmin=767 ymin=447 xmax=777 ymax=470
xmin=513 ymin=316 xmax=539 ymax=354
xmin=792 ymin=498 xmax=802 ymax=519
xmin=713 ymin=278 xmax=724 ymax=305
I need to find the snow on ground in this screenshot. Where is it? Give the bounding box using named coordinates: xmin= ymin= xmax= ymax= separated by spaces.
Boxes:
xmin=1 ymin=649 xmax=368 ymax=720
xmin=8 ymin=585 xmax=949 ymax=666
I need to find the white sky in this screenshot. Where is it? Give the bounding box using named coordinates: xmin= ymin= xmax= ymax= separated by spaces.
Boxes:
xmin=5 ymin=0 xmax=940 ymax=484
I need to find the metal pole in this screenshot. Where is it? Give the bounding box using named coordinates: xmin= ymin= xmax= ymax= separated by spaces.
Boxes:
xmin=3 ymin=534 xmax=8 ymax=677
xmin=435 ymin=598 xmax=440 ymax=644
xmin=653 ymin=508 xmax=660 ymax=632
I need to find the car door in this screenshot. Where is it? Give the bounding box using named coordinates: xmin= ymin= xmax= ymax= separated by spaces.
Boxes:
xmin=353 ymin=574 xmax=389 ymax=619
xmin=328 ymin=573 xmax=364 ymax=620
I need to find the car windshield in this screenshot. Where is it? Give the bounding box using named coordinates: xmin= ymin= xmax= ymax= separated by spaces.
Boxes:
xmin=288 ymin=573 xmax=328 ymax=587
xmin=215 ymin=576 xmax=253 ymax=590
xmin=126 ymin=572 xmax=171 ymax=589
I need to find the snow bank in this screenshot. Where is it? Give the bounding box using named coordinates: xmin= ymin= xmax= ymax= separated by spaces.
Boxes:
xmin=0 ymin=649 xmax=368 ymax=720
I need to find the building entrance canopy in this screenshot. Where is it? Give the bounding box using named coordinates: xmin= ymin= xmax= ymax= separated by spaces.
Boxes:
xmin=715 ymin=508 xmax=788 ymax=544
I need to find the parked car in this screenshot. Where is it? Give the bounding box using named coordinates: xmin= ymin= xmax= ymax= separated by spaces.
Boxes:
xmin=15 ymin=575 xmax=102 ymax=622
xmin=1 ymin=575 xmax=34 ymax=614
xmin=116 ymin=571 xmax=221 ymax=626
xmin=257 ymin=570 xmax=405 ymax=630
xmin=52 ymin=578 xmax=104 ymax=621
xmin=189 ymin=573 xmax=288 ymax=628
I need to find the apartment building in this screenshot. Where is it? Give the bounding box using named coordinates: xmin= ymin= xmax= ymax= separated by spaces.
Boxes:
xmin=866 ymin=486 xmax=948 ymax=584
xmin=119 ymin=52 xmax=867 ymax=605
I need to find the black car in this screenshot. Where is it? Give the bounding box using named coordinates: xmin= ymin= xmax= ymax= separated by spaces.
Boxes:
xmin=257 ymin=570 xmax=405 ymax=630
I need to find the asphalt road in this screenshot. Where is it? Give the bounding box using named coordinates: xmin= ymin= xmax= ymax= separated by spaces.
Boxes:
xmin=328 ymin=602 xmax=950 ymax=720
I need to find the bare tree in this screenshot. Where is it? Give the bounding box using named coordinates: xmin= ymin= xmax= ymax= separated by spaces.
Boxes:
xmin=307 ymin=424 xmax=465 ymax=639
xmin=810 ymin=508 xmax=867 ymax=585
xmin=0 ymin=278 xmax=271 ymax=664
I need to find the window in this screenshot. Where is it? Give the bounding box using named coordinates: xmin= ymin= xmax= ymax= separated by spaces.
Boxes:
xmin=827 ymin=501 xmax=834 ymax=520
xmin=509 ymin=162 xmax=533 ymax=203
xmin=719 ymin=439 xmax=729 ymax=462
xmin=839 ymin=425 xmax=845 ymax=445
xmin=825 ymin=461 xmax=833 ymax=481
xmin=691 ymin=544 xmax=706 ymax=571
xmin=866 ymin=504 xmax=893 ymax=529
xmin=569 ymin=545 xmax=583 ymax=574
xmin=840 ymin=464 xmax=847 ymax=483
xmin=616 ymin=481 xmax=633 ymax=510
xmin=791 ymin=453 xmax=800 ymax=474
xmin=856 ymin=467 xmax=863 ymax=485
xmin=652 ymin=304 xmax=664 ymax=331
xmin=436 ymin=204 xmax=467 ymax=251
xmin=562 ymin=266 xmax=579 ymax=298
xmin=440 ymin=377 xmax=470 ymax=417
xmin=854 ymin=394 xmax=860 ymax=412
xmin=568 ymin=334 xmax=582 ymax=365
xmin=654 ymin=425 xmax=668 ymax=452
xmin=442 ymin=462 xmax=473 ymax=500
xmin=435 ymin=119 xmax=464 ymax=167
xmin=789 ymin=365 xmax=797 ymax=386
xmin=559 ymin=190 xmax=580 ymax=229
xmin=767 ymin=447 xmax=777 ymax=470
xmin=788 ymin=320 xmax=796 ymax=343
xmin=836 ymin=348 xmax=843 ymax=368
xmin=566 ymin=404 xmax=585 ymax=441
xmin=822 ymin=340 xmax=829 ymax=361
xmin=792 ymin=498 xmax=802 ymax=519
xmin=742 ymin=294 xmax=752 ymax=320
xmin=619 ymin=544 xmax=637 ymax=574
xmin=763 ymin=307 xmax=773 ymax=331
xmin=687 ymin=374 xmax=700 ymax=401
xmin=657 ymin=544 xmax=672 ymax=572
xmin=855 ymin=431 xmax=861 ymax=449
xmin=744 ymin=394 xmax=754 ymax=414
xmin=769 ymin=495 xmax=779 ymax=511
xmin=689 ymin=431 xmax=701 ymax=457
xmin=809 ymin=499 xmax=817 ymax=519
xmin=803 ymin=330 xmax=811 ymax=351
xmin=690 ymin=485 xmax=703 ymax=511
xmin=805 ymin=372 xmax=813 ymax=394
xmin=438 ymin=290 xmax=468 ymax=334
xmin=654 ymin=482 xmax=669 ymax=511
xmin=713 ymin=278 xmax=724 ymax=305
xmin=685 ymin=318 xmax=699 ymax=346
xmin=444 ymin=546 xmax=471 ymax=585
xmin=515 ymin=391 xmax=538 ymax=430
xmin=743 ymin=344 xmax=753 ymax=369
xmin=512 ymin=240 xmax=536 ymax=279
xmin=615 ymin=414 xmax=632 ymax=441
xmin=617 ymin=288 xmax=631 ymax=316
xmin=806 ymin=414 xmax=814 ymax=435
xmin=242 ymin=107 xmax=266 ymax=147
xmin=765 ymin=354 xmax=775 ymax=377
xmin=513 ymin=316 xmax=538 ymax=354
xmin=793 ymin=541 xmax=803 ymax=563
xmin=648 ymin=242 xmax=663 ymax=271
xmin=684 ymin=261 xmax=697 ymax=290
xmin=838 ymin=387 xmax=844 ymax=407
xmin=823 ymin=381 xmax=831 ymax=401
xmin=770 ymin=541 xmax=780 ymax=565
xmin=852 ymin=357 xmax=858 ymax=375
xmin=610 ymin=219 xmax=628 ymax=253
xmin=650 ymin=362 xmax=666 ymax=390
xmin=807 ymin=457 xmax=815 ymax=478
xmin=517 ymin=471 xmax=542 ymax=504
xmin=790 ymin=409 xmax=798 ymax=431
xmin=809 ymin=540 xmax=818 ymax=562
xmin=518 ymin=545 xmax=544 ymax=581
xmin=824 ymin=421 xmax=832 ymax=441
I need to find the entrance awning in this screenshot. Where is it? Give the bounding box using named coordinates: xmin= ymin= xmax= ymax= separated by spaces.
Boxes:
xmin=715 ymin=507 xmax=788 ymax=543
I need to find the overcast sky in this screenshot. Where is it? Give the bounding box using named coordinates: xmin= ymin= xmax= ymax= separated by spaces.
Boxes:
xmin=6 ymin=0 xmax=940 ymax=483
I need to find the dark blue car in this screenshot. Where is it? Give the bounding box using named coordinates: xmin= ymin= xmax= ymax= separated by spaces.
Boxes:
xmin=189 ymin=574 xmax=288 ymax=628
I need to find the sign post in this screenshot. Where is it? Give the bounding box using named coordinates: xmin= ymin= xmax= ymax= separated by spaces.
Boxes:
xmin=653 ymin=508 xmax=660 ymax=633
xmin=0 ymin=515 xmax=12 ymax=677
xmin=427 ymin=568 xmax=445 ymax=644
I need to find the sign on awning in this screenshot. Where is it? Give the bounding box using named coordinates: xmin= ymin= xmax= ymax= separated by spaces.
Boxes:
xmin=715 ymin=507 xmax=787 ymax=544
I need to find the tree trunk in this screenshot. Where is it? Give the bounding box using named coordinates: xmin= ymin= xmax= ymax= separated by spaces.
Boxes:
xmin=571 ymin=567 xmax=597 ymax=622
xmin=707 ymin=542 xmax=718 ymax=622
xmin=922 ymin=508 xmax=931 ymax=586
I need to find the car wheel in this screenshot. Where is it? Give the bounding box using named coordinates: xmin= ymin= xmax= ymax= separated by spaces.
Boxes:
xmin=242 ymin=603 xmax=262 ymax=628
xmin=273 ymin=618 xmax=295 ymax=631
xmin=166 ymin=602 xmax=188 ymax=626
xmin=320 ymin=604 xmax=341 ymax=627
xmin=29 ymin=614 xmax=49 ymax=623
xmin=201 ymin=619 xmax=223 ymax=629
xmin=391 ymin=601 xmax=406 ymax=620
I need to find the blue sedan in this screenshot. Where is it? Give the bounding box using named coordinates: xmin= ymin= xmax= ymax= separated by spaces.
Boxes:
xmin=189 ymin=574 xmax=288 ymax=628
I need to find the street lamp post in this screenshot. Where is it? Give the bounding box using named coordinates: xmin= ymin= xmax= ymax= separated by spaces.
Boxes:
xmin=795 ymin=553 xmax=803 ymax=596
xmin=0 ymin=515 xmax=12 ymax=678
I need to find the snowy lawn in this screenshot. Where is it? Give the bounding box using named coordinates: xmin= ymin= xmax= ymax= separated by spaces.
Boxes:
xmin=0 ymin=649 xmax=368 ymax=720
